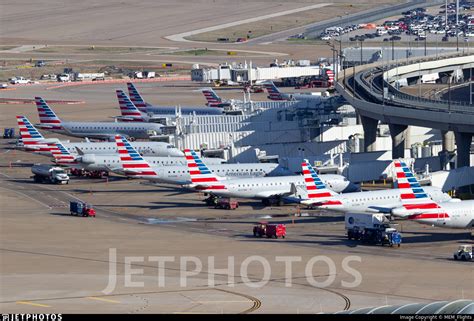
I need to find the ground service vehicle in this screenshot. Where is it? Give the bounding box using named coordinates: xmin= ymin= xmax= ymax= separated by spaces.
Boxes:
xmin=453 ymin=245 xmax=473 ymax=261
xmin=214 ymin=198 xmax=239 ymax=210
xmin=31 ymin=164 xmax=69 ymax=184
xmin=70 ymin=201 xmax=96 ymax=217
xmin=57 ymin=74 xmax=71 ymax=82
xmin=253 ymin=222 xmax=286 ymax=239
xmin=345 ymin=213 xmax=401 ymax=247
xmin=10 ymin=77 xmax=31 ymax=84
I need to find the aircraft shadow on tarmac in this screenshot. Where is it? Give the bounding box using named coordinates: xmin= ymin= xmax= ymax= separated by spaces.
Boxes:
xmin=1 ymin=163 xmax=36 ymax=168
xmin=95 ymin=201 xmax=199 ymax=210
xmin=237 ymin=236 xmax=358 ymax=247
xmin=70 ymin=186 xmax=193 ymax=194
xmin=397 ymin=230 xmax=473 ymax=244
xmin=203 ymin=216 xmax=344 ymax=225
xmin=237 ymin=230 xmax=472 ymax=248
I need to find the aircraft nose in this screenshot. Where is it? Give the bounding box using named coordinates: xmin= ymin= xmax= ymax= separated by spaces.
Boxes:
xmin=172 ymin=150 xmax=184 ymax=157
xmin=342 ymin=182 xmax=360 ymax=193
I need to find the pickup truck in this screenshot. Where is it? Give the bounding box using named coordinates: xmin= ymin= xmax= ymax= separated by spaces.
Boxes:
xmin=9 ymin=77 xmax=31 ymax=84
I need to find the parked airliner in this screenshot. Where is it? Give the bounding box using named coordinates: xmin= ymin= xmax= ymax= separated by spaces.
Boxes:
xmin=34 ymin=97 xmax=163 ymax=140
xmin=47 ymin=141 xmax=223 ymax=172
xmin=16 ymin=116 xmax=182 ymax=157
xmin=299 ymin=159 xmax=451 ymax=212
xmin=200 ymin=88 xmax=237 ymax=108
xmin=263 ymin=81 xmax=327 ymax=101
xmin=183 ymin=149 xmax=355 ymax=204
xmin=115 ymin=90 xmax=220 ymax=122
xmin=391 ymin=160 xmax=474 ymax=229
xmin=126 ymin=83 xmax=223 ymax=115
xmin=112 ymin=135 xmax=282 ymax=185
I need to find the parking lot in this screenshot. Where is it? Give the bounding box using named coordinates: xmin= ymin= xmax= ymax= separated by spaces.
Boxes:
xmin=317 ymin=2 xmax=474 ymax=47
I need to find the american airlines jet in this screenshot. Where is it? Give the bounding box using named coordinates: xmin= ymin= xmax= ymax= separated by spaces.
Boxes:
xmin=16 ymin=116 xmax=183 ymax=157
xmin=34 ymin=97 xmax=163 ymax=140
xmin=200 ymin=88 xmax=236 ymax=108
xmin=183 ymin=149 xmax=355 ymax=205
xmin=126 ymin=83 xmax=223 ymax=116
xmin=299 ymin=159 xmax=451 ymax=213
xmin=263 ymin=81 xmax=327 ymax=101
xmin=391 ymin=160 xmax=474 ymax=229
xmin=115 ymin=90 xmax=221 ymax=122
xmin=113 ymin=135 xmax=281 ymax=185
xmin=46 ymin=141 xmax=222 ymax=172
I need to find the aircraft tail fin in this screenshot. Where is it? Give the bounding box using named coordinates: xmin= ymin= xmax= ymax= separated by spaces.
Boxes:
xmin=114 ymin=135 xmax=157 ymax=176
xmin=183 ymin=149 xmax=226 ymax=189
xmin=301 ymin=159 xmax=340 ymax=206
xmin=126 ymin=83 xmax=148 ymax=111
xmin=201 ymin=88 xmax=222 ymax=107
xmin=35 ymin=97 xmax=62 ymax=126
xmin=393 ymin=160 xmax=445 ymax=218
xmin=263 ymin=81 xmax=283 ymax=100
xmin=48 ymin=141 xmax=76 ymax=164
xmin=16 ymin=115 xmax=45 ymax=146
xmin=116 ymin=89 xmax=147 ymax=121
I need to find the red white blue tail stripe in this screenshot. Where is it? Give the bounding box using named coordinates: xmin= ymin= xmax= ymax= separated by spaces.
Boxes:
xmin=16 ymin=115 xmax=51 ymax=152
xmin=184 ymin=149 xmax=225 ymax=190
xmin=263 ymin=81 xmax=283 ymax=100
xmin=116 ymin=89 xmax=145 ymax=121
xmin=126 ymin=83 xmax=148 ymax=111
xmin=302 ymin=159 xmax=341 ymax=206
xmin=114 ymin=135 xmax=156 ymax=176
xmin=16 ymin=115 xmax=44 ymax=145
xmin=35 ymin=97 xmax=62 ymax=129
xmin=393 ymin=160 xmax=448 ymax=220
xmin=202 ymin=88 xmax=222 ymax=107
xmin=48 ymin=142 xmax=76 ymax=164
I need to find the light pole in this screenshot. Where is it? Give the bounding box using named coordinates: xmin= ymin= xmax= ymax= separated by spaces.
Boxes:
xmin=391 ymin=38 xmax=395 ymax=61
xmin=330 ymin=37 xmax=343 ymax=86
xmin=327 ymin=40 xmax=339 ymax=86
xmin=418 ymin=59 xmax=422 ymax=99
xmin=424 ymin=35 xmax=427 ymax=56
xmin=359 ymin=39 xmax=364 ymax=66
xmin=468 ymin=66 xmax=473 ymax=105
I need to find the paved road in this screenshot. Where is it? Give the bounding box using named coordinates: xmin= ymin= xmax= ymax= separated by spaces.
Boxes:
xmin=248 ymin=0 xmax=445 ymax=44
xmin=165 ymin=3 xmax=333 ymax=43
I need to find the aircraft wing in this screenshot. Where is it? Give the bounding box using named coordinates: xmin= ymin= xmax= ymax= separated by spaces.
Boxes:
xmin=62 ymin=127 xmax=126 ymax=141
xmin=113 ymin=116 xmax=137 ymax=122
xmin=35 ymin=124 xmax=59 ymax=130
xmin=86 ymin=134 xmax=121 ymax=141
xmin=366 ymin=206 xmax=396 ymax=214
xmin=300 ymin=198 xmax=334 ymax=207
xmin=255 ymin=183 xmax=298 ymax=199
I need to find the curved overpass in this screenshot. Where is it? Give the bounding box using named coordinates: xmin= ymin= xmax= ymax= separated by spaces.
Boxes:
xmin=337 ymin=52 xmax=474 ymax=167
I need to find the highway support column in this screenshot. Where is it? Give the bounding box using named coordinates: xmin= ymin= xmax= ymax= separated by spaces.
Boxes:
xmin=442 ymin=131 xmax=456 ymax=153
xmin=440 ymin=131 xmax=455 ymax=170
xmin=454 ymin=131 xmax=472 ymax=168
xmin=389 ymin=123 xmax=408 ymax=159
xmin=360 ymin=115 xmax=378 ymax=152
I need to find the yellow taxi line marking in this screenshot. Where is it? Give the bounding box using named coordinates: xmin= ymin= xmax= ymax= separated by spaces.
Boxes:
xmin=86 ymin=296 xmax=121 ymax=304
xmin=16 ymin=301 xmax=51 ymax=308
